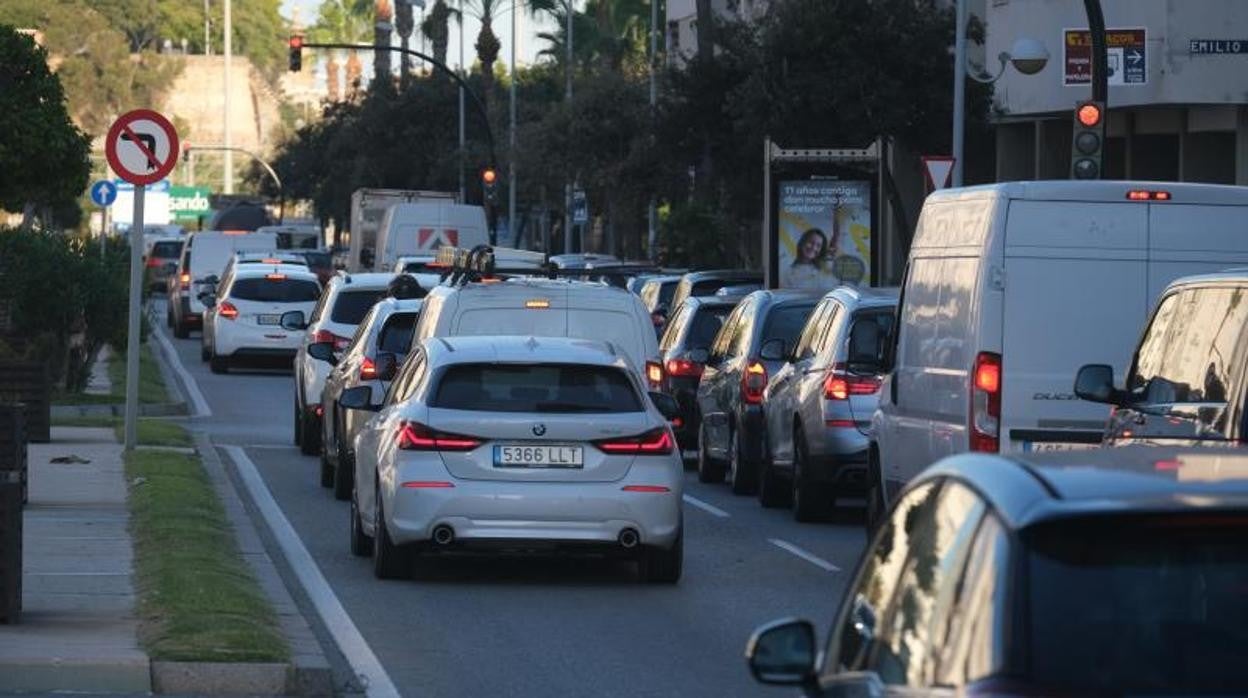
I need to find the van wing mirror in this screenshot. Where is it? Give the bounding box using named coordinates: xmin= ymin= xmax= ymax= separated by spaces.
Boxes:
xmin=1074 ymin=364 xmax=1120 ymax=404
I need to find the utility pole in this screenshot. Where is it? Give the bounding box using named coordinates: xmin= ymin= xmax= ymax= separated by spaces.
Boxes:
xmin=203 ymin=0 xmax=211 ymax=55
xmin=458 ymin=0 xmax=466 ymax=202
xmin=647 ymin=0 xmax=658 ymax=259
xmin=951 ymin=0 xmax=967 ymax=187
xmin=1085 ymin=0 xmax=1108 ymax=106
xmin=564 ymin=0 xmax=573 ymax=252
xmin=223 ymin=0 xmax=233 ymax=194
xmin=509 ymin=0 xmax=518 ymax=245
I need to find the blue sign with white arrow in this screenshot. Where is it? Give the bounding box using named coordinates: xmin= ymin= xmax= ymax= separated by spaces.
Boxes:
xmin=90 ymin=180 xmax=118 ymax=207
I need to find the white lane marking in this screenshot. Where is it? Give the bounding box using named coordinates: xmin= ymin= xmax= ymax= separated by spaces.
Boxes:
xmin=152 ymin=323 xmax=212 ymax=417
xmin=768 ymin=538 xmax=841 ymax=573
xmin=224 ymin=446 xmax=400 ymax=698
xmin=681 ymin=494 xmax=730 ymax=518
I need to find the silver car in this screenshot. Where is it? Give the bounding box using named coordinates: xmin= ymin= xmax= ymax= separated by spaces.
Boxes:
xmin=761 ymin=286 xmax=898 ymax=521
xmin=341 ymin=335 xmax=684 ymax=583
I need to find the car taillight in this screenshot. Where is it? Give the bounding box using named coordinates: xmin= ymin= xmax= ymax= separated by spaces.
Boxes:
xmin=646 ymin=360 xmax=663 ymax=389
xmin=145 ymin=257 xmax=161 ymax=268
xmin=219 ymin=301 xmax=239 ymax=320
xmin=397 ymin=421 xmax=482 ymax=452
xmin=360 ymin=357 xmax=377 ymax=380
xmin=664 ymin=358 xmax=704 ymax=378
xmin=741 ymin=360 xmax=767 ymax=405
xmin=823 ymin=363 xmax=881 ymax=400
xmin=312 ymin=329 xmax=351 ymax=352
xmin=970 ymin=352 xmax=1002 ymax=453
xmin=179 ymin=272 xmax=191 ymax=289
xmin=594 ymin=427 xmax=674 ymax=455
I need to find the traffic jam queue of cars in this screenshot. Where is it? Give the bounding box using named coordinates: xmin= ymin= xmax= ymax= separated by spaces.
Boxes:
xmin=162 ymin=180 xmax=1248 ymax=695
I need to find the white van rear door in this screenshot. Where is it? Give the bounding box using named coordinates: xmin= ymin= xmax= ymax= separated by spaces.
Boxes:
xmin=1001 ymin=201 xmax=1148 ymax=451
xmin=1148 ymin=203 xmax=1248 ymax=299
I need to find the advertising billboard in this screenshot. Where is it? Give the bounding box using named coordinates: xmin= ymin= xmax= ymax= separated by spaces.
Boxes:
xmin=777 ymin=179 xmax=872 ymax=290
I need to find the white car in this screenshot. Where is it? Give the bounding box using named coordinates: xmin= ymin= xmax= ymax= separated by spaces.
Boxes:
xmin=341 ymin=335 xmax=684 ymax=583
xmin=392 ymin=255 xmax=442 ymax=290
xmin=202 ymin=265 xmax=322 ymax=374
xmin=291 ymin=272 xmax=395 ymax=454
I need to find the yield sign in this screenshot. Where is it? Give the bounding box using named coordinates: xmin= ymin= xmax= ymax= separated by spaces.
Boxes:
xmin=921 ymin=156 xmax=955 ymax=191
xmin=105 ymin=109 xmax=180 ymax=186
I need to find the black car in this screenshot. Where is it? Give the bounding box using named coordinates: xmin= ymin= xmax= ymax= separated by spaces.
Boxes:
xmin=657 ymin=295 xmax=743 ymax=454
xmin=695 ymin=289 xmax=818 ymax=494
xmin=667 ymin=270 xmax=764 ymax=318
xmin=748 ymin=446 xmax=1248 ymax=696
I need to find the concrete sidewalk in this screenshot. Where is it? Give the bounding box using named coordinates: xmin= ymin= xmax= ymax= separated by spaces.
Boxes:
xmin=0 ymin=427 xmax=150 ymax=693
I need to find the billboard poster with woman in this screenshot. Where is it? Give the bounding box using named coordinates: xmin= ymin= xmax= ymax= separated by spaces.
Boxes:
xmin=777 ymin=180 xmax=872 ymax=291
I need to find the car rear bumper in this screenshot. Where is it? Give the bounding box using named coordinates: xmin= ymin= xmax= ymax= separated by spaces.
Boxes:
xmin=806 ymin=446 xmax=869 ymax=491
xmin=386 ymin=459 xmax=683 ymax=548
xmin=215 ymin=323 xmax=302 ymax=357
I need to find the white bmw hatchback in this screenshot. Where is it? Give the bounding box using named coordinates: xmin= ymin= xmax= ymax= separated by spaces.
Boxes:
xmin=342 ymin=335 xmax=684 ymax=583
xmin=203 ymin=265 xmax=321 ymax=373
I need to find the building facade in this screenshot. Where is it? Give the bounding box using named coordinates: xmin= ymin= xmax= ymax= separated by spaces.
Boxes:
xmin=984 ymin=0 xmax=1248 ymax=184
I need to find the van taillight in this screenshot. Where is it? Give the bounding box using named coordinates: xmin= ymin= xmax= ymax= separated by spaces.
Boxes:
xmin=179 ymin=272 xmax=191 ymax=289
xmin=970 ymin=352 xmax=1001 ymax=453
xmin=741 ymin=360 xmax=767 ymax=405
xmin=1127 ymin=190 xmax=1172 ymax=201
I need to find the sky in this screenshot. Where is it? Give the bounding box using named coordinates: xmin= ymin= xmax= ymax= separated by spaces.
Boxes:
xmin=280 ymin=0 xmax=554 ymax=72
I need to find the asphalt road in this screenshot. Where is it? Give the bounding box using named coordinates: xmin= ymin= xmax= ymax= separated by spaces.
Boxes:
xmin=158 ymin=307 xmax=868 ymax=697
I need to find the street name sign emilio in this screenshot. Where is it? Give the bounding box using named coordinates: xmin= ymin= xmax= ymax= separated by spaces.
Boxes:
xmin=104 ymin=109 xmax=180 ymax=452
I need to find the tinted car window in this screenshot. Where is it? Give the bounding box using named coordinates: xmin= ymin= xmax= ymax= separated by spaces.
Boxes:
xmin=1131 ymin=287 xmax=1248 ymax=405
xmin=1025 ymin=514 xmax=1248 ymax=694
xmin=691 ymin=279 xmax=727 ymax=297
xmin=151 ymin=241 xmax=183 ymax=257
xmin=659 ymin=304 xmax=689 ymax=351
xmin=846 ymin=311 xmax=896 ymax=370
xmin=330 ymin=290 xmax=386 ymax=324
xmin=377 ymin=313 xmax=418 ymax=354
xmin=761 ymin=303 xmax=817 ymax=345
xmin=686 ymin=306 xmax=732 ymax=350
xmin=229 ymin=278 xmax=320 ymax=302
xmin=657 ymin=281 xmax=676 ymax=308
xmin=432 ymin=364 xmax=642 ymax=413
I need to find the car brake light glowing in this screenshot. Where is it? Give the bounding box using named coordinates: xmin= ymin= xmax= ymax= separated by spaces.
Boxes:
xmin=179 ymin=272 xmax=191 ymax=289
xmin=360 ymin=357 xmax=377 ymax=380
xmin=265 ymin=273 xmax=287 ymax=281
xmin=262 ymin=258 xmax=282 ymax=264
xmin=401 ymin=481 xmax=455 ymax=488
xmin=822 ymin=365 xmax=882 ymax=401
xmin=145 ymin=257 xmax=161 ymax=268
xmin=397 ymin=421 xmax=482 ymax=452
xmin=665 ymin=358 xmax=704 ymax=378
xmin=826 ymin=419 xmax=856 ymax=428
xmin=594 ymin=428 xmax=674 ymax=455
xmin=1155 ymin=459 xmax=1183 ymax=471
xmin=1127 ymin=190 xmax=1173 ymax=201
xmin=524 ymin=299 xmax=550 ymax=308
xmin=970 ymin=352 xmax=1002 ymax=453
xmin=219 ymin=301 xmax=239 ymax=320
xmin=312 ymin=329 xmax=351 ymax=352
xmin=621 ymin=485 xmax=671 ymax=493
xmin=646 ymin=360 xmax=664 ymax=388
xmin=741 ymin=360 xmax=768 ymax=404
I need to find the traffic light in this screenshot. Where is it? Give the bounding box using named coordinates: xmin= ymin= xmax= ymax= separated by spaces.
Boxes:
xmin=482 ymin=167 xmax=498 ymax=204
xmin=1070 ymin=100 xmax=1105 ymax=180
xmin=288 ymin=35 xmax=303 ymax=72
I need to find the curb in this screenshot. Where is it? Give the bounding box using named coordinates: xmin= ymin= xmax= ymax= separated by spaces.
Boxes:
xmin=151 ymin=661 xmax=290 ymax=695
xmin=0 ymin=657 xmax=152 ymax=694
xmin=51 ymin=402 xmax=189 ymax=418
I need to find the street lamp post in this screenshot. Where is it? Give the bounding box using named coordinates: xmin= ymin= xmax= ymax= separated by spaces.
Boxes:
xmin=509 ymin=0 xmax=518 ymax=246
xmin=647 ymin=0 xmax=658 ymax=260
xmin=459 ymin=0 xmax=466 ymax=202
xmin=223 ymin=0 xmax=233 ymax=194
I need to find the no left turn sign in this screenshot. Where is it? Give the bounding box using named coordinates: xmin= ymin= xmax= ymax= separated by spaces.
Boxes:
xmin=105 ymin=109 xmax=179 ymax=186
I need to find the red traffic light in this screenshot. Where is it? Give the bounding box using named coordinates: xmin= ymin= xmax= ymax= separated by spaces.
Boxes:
xmin=482 ymin=168 xmax=497 ymax=184
xmin=1077 ymin=103 xmax=1102 ymax=128
xmin=289 ymin=35 xmax=303 ymax=49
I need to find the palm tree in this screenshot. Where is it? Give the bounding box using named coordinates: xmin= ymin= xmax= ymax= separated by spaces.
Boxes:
xmin=530 ymin=0 xmax=649 ymax=72
xmin=420 ymin=0 xmax=462 ymax=70
xmin=465 ymin=0 xmax=505 ymax=101
xmin=309 ymin=0 xmax=373 ymax=99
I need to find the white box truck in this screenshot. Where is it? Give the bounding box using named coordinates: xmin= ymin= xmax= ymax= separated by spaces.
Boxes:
xmin=347 ymin=188 xmax=457 ymax=272
xmin=374 ymin=202 xmax=489 ymax=273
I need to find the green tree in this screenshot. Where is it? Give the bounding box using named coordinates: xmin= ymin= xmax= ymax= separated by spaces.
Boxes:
xmin=419 ymin=0 xmax=461 ymax=69
xmin=465 ymin=0 xmax=503 ymax=101
xmin=0 ymin=27 xmax=91 ymax=226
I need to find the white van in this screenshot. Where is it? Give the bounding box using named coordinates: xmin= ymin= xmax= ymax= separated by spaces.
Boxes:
xmin=869 ymin=181 xmax=1248 ymax=516
xmin=373 ymin=203 xmax=488 ymax=272
xmin=169 ymin=230 xmax=279 ymax=337
xmin=413 ymin=278 xmax=661 ymax=385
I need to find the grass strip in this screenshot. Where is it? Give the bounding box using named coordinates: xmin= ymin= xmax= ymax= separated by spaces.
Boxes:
xmin=108 ymin=342 xmax=169 ymax=404
xmin=126 ymin=448 xmax=289 ymax=663
xmin=50 ymin=417 xmax=193 ymax=448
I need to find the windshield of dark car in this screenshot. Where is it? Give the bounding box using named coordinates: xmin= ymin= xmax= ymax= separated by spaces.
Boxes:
xmin=432 ymin=363 xmax=642 ymax=413
xmin=1024 ymin=514 xmax=1248 ymax=694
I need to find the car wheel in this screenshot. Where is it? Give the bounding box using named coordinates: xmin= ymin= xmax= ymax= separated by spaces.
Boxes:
xmin=173 ymin=318 xmax=189 ymax=339
xmin=639 ymin=521 xmax=683 ymax=584
xmin=696 ymin=424 xmax=725 ymax=484
xmin=728 ymin=427 xmax=758 ymax=496
xmin=350 ymin=484 xmax=372 ymax=557
xmin=372 ymin=483 xmax=411 ymax=580
xmin=209 ymin=353 xmax=228 ymax=374
xmin=865 ymin=446 xmax=887 ymax=535
xmin=757 ymin=430 xmax=790 ymax=508
xmin=299 ymin=407 xmax=320 ymax=456
xmin=792 ymin=431 xmax=831 ymax=523
xmin=333 ymin=438 xmax=353 ymax=501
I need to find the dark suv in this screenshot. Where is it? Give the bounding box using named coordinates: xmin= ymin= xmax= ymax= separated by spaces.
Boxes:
xmin=695 ymin=289 xmax=818 ymax=494
xmin=1077 ymin=271 xmax=1248 ymax=447
xmin=668 ymin=270 xmax=764 ymax=318
xmin=657 ymin=295 xmax=743 ymax=454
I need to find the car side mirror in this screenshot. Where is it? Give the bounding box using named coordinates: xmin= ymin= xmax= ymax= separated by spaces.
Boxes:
xmin=760 ymin=338 xmax=786 ymax=362
xmin=687 ymin=347 xmax=709 ymax=364
xmin=339 ymin=385 xmax=379 ymax=412
xmin=648 ymin=391 xmax=680 ymax=421
xmin=307 ymin=341 xmax=338 ymax=366
xmin=745 ymin=618 xmax=817 ymax=686
xmin=198 ymin=293 xmax=216 ymax=308
xmin=1075 ymin=364 xmax=1120 ymax=404
xmin=374 ymin=352 xmax=398 ymax=382
xmin=280 ymin=310 xmax=307 ymax=332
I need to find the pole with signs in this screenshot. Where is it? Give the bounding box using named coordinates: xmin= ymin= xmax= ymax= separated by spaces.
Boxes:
xmin=104 ymin=110 xmax=180 ymax=451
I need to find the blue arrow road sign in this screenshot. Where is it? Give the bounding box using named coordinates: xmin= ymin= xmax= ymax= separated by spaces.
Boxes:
xmin=90 ymin=180 xmax=118 ymax=207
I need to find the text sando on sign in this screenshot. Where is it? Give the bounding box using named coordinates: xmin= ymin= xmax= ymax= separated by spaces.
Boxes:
xmin=1064 ymin=28 xmax=1147 ymax=86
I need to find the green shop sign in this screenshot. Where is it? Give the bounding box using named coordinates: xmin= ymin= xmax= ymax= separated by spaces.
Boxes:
xmin=169 ymin=186 xmax=212 ymax=222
